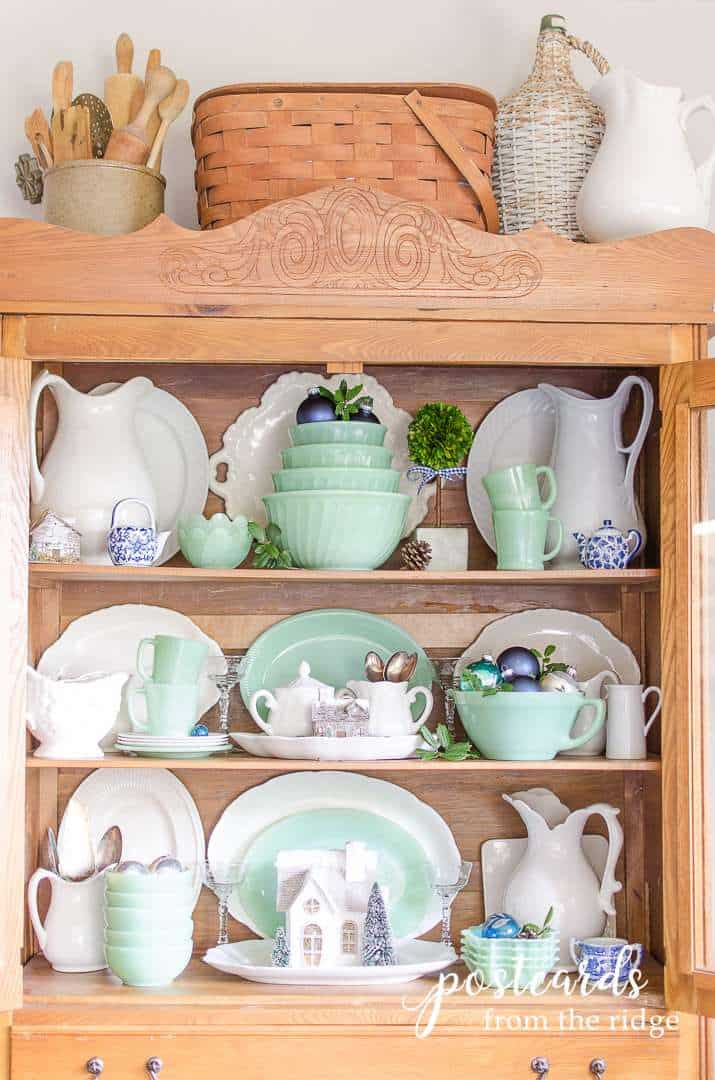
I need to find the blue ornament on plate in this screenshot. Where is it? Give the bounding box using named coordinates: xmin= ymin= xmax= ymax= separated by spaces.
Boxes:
xmin=191 ymin=723 xmax=209 ymax=737
xmin=459 ymin=656 xmax=502 ymax=691
xmin=483 ymin=912 xmax=521 ymax=939
xmin=296 ymin=387 xmax=337 ymax=424
xmin=497 ymin=646 xmax=540 ymax=682
xmin=511 ymin=675 xmax=542 ymax=693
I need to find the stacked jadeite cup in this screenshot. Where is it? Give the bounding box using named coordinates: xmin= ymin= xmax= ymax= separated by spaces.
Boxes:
xmin=104 ymin=865 xmax=194 ymax=987
xmin=264 ymin=421 xmax=411 ymax=570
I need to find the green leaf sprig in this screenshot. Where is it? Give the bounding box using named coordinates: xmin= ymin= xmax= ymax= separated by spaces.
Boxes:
xmin=518 ymin=906 xmax=554 ymax=939
xmin=416 ymin=723 xmax=481 ymax=762
xmin=248 ymin=522 xmax=295 ymax=570
xmin=318 ymin=380 xmax=373 ymax=421
xmin=530 ymin=645 xmax=571 ymax=677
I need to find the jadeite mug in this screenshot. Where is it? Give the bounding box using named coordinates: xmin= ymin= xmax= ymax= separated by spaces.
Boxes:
xmin=344 ymin=679 xmax=433 ymax=735
xmin=127 ymin=681 xmax=200 ymax=735
xmin=136 ymin=634 xmax=208 ymax=685
xmin=483 ymin=464 xmax=557 ymax=511
xmin=27 ymin=869 xmax=107 ymax=972
xmin=492 ymin=509 xmax=563 ymax=570
xmin=605 ymin=684 xmax=662 ymax=760
xmin=570 ymin=937 xmax=643 ymax=983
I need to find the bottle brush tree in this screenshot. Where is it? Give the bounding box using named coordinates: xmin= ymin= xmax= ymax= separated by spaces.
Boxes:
xmin=361 ymin=882 xmax=397 ymax=966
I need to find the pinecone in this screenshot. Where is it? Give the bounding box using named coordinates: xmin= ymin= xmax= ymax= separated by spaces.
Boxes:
xmin=401 ymin=538 xmax=432 ymax=571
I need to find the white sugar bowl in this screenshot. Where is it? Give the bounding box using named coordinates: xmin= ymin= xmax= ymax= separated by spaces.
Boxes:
xmin=248 ymin=661 xmax=337 ymax=737
xmin=26 ymin=667 xmax=129 ymax=759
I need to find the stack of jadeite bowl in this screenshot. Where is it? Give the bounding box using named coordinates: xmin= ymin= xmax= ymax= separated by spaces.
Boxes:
xmin=104 ymin=868 xmax=194 ymax=987
xmin=264 ymin=421 xmax=411 ymax=570
xmin=461 ymin=924 xmax=560 ymax=989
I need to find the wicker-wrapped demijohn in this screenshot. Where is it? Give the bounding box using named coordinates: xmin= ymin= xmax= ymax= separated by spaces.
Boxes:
xmin=493 ymin=14 xmax=609 ymax=240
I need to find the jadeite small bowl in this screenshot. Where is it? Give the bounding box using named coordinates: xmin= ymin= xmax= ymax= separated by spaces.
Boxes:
xmin=104 ymin=891 xmax=194 ymax=911
xmin=106 ymin=869 xmax=194 ymax=895
xmin=272 ymin=467 xmax=400 ymax=494
xmin=104 ymin=928 xmax=193 ymax=947
xmin=289 ymin=421 xmax=387 ymax=447
xmin=263 ymin=490 xmax=410 ymax=570
xmin=178 ymin=512 xmax=252 ymax=569
xmin=105 ymin=942 xmax=193 ymax=987
xmin=282 ymin=444 xmax=392 ymax=470
xmin=104 ymin=907 xmax=194 ymax=933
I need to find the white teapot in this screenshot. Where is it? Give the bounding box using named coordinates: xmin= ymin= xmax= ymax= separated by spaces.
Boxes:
xmin=26 ymin=667 xmax=129 ymax=759
xmin=344 ymin=679 xmax=433 ymax=736
xmin=249 ymin=662 xmax=337 ymax=737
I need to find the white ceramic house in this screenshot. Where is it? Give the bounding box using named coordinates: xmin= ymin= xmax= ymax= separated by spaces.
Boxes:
xmin=275 ymin=842 xmax=386 ymax=968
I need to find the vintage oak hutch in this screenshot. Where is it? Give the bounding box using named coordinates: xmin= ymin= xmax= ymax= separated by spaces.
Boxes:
xmin=2 ymin=184 xmax=715 ymax=1078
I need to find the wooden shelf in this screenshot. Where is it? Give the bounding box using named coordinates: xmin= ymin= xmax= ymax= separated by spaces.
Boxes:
xmin=29 ymin=563 xmax=661 ymax=587
xmin=25 ymin=752 xmax=662 ymax=772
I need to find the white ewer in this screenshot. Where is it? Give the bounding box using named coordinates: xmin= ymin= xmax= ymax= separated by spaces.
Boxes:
xmin=344 ymin=680 xmax=433 ymax=736
xmin=249 ymin=661 xmax=337 ymax=737
xmin=605 ymin=684 xmax=662 ymax=760
xmin=27 ymin=869 xmax=107 ymax=972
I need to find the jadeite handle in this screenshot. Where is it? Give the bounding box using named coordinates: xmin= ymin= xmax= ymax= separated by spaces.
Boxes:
xmin=127 ymin=682 xmax=149 ymax=733
xmin=535 ymin=466 xmax=557 ymax=511
xmin=248 ymin=689 xmax=278 ymax=734
xmin=28 ymin=369 xmax=65 ymax=503
xmin=27 ymin=867 xmax=56 ymax=951
xmin=404 ymin=685 xmax=434 ymax=732
xmin=563 ymin=698 xmax=605 ymax=750
xmin=543 ymin=517 xmax=563 ymax=562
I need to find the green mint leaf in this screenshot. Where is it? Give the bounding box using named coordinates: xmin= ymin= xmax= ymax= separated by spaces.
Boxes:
xmin=266 ymin=523 xmax=282 ymax=545
xmin=436 ymin=723 xmax=452 ymax=748
xmin=416 ymin=749 xmax=439 ymax=761
xmin=317 ymin=386 xmax=335 ymax=401
xmin=247 ymin=521 xmax=265 ymax=542
xmin=419 ymin=725 xmax=439 ymax=749
xmin=544 ymin=645 xmax=556 ymax=657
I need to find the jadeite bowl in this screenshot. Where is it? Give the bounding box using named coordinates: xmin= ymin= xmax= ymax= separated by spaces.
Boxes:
xmin=105 ymin=928 xmax=193 ymax=947
xmin=178 ymin=512 xmax=252 ymax=569
xmin=105 ymin=907 xmax=194 ymax=933
xmin=272 ymin=467 xmax=400 ymax=494
xmin=282 ymin=444 xmax=392 ymax=470
xmin=106 ymin=869 xmax=194 ymax=895
xmin=263 ymin=491 xmax=410 ymax=570
xmin=105 ymin=942 xmax=193 ymax=987
xmin=454 ymin=691 xmax=605 ymax=761
xmin=104 ymin=891 xmax=194 ymax=911
xmin=289 ymin=421 xmax=387 ymax=447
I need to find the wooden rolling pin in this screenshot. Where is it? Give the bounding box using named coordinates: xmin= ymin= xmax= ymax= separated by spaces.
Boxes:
xmin=105 ymin=65 xmax=176 ymax=165
xmin=147 ymin=79 xmax=189 ymax=171
xmin=51 ymin=62 xmax=91 ymax=163
xmin=104 ymin=33 xmax=143 ymax=129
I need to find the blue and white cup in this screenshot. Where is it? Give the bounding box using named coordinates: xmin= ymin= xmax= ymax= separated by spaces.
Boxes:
xmin=570 ymin=936 xmax=643 ymax=982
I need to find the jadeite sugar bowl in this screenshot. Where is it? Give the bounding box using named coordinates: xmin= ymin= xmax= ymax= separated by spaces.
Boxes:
xmin=289 ymin=421 xmax=387 ymax=447
xmin=272 ymin=467 xmax=400 ymax=494
xmin=178 ymin=513 xmax=251 ymax=569
xmin=263 ymin=491 xmax=410 ymax=570
xmin=282 ymin=444 xmax=392 ymax=470
xmin=105 ymin=942 xmax=193 ymax=987
xmin=454 ymin=691 xmax=606 ymax=760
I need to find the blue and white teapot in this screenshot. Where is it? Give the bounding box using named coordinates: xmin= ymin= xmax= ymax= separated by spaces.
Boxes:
xmin=573 ymin=519 xmax=642 ymax=570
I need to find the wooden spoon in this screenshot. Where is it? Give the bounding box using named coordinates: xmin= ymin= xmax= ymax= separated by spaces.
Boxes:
xmin=104 ymin=65 xmax=176 ymax=165
xmin=50 ymin=61 xmax=73 ymax=163
xmin=147 ymin=79 xmax=189 ymax=171
xmin=139 ymin=48 xmax=162 ymax=142
xmin=24 ymin=109 xmax=53 ymax=170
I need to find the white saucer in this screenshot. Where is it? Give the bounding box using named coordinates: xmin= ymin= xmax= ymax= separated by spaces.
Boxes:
xmin=231 ymin=732 xmax=425 ymax=761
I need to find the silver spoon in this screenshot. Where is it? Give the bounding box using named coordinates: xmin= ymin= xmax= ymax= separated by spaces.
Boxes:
xmin=364 ymin=651 xmax=385 ymax=682
xmin=384 ymin=650 xmax=415 ymax=682
xmin=96 ymin=825 xmax=122 ymax=874
xmin=46 ymin=827 xmax=60 ymax=876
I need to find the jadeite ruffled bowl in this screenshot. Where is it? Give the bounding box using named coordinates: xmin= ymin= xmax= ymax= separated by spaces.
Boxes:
xmin=282 ymin=444 xmax=393 ymax=470
xmin=272 ymin=467 xmax=400 ymax=494
xmin=289 ymin=421 xmax=387 ymax=447
xmin=263 ymin=491 xmax=410 ymax=570
xmin=178 ymin=513 xmax=251 ymax=569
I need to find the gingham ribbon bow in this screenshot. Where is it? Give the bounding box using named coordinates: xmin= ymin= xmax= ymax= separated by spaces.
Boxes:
xmin=406 ymin=465 xmax=468 ymax=493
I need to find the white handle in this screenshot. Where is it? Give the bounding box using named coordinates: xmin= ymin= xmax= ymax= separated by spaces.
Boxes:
xmin=110 ymin=498 xmax=156 ymax=532
xmin=248 ymin=689 xmax=278 ymax=734
xmin=642 ymin=685 xmax=662 ymax=736
xmin=614 ymin=377 xmax=654 ymax=504
xmin=591 ymin=805 xmax=624 ymax=917
xmin=680 ymin=95 xmax=715 ymax=205
xmin=569 ymin=937 xmax=583 ymax=969
xmin=28 ymin=868 xmax=56 ymax=951
xmin=29 ymin=370 xmax=64 ymax=503
xmin=127 ymin=682 xmax=149 ymax=732
xmin=404 ymin=685 xmax=433 ymax=732
xmin=209 ymin=450 xmax=232 ymax=497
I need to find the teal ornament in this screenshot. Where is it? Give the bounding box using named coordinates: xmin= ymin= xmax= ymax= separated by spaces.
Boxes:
xmin=459 ymin=656 xmax=502 ymax=692
xmin=483 ymin=912 xmax=521 ymax=939
xmin=191 ymin=723 xmax=209 ymax=737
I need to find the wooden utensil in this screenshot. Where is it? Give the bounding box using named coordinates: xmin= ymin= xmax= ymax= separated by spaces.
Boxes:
xmin=146 ymin=79 xmax=189 ymax=171
xmin=50 ymin=61 xmax=73 ymax=163
xmin=139 ymin=48 xmax=162 ymax=144
xmin=24 ymin=108 xmax=53 ymax=170
xmin=105 ymin=65 xmax=176 ymax=165
xmin=72 ymin=93 xmax=113 ymax=158
xmin=104 ymin=33 xmax=143 ymax=129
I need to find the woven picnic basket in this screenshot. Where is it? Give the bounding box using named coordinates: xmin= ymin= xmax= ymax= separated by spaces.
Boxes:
xmin=192 ymin=83 xmax=498 ymax=231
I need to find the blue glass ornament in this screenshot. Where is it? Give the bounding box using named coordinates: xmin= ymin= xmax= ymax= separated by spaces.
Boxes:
xmin=191 ymin=723 xmax=209 ymax=737
xmin=497 ymin=646 xmax=540 ymax=682
xmin=296 ymin=387 xmax=337 ymax=425
xmin=483 ymin=912 xmax=521 ymax=939
xmin=459 ymin=656 xmax=502 ymax=691
xmin=511 ymin=675 xmax=542 ymax=693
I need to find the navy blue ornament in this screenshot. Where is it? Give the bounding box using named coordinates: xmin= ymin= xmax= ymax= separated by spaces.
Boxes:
xmin=483 ymin=912 xmax=521 ymax=939
xmin=497 ymin=646 xmax=541 ymax=682
xmin=296 ymin=387 xmax=337 ymax=425
xmin=191 ymin=723 xmax=209 ymax=737
xmin=459 ymin=656 xmax=502 ymax=691
xmin=351 ymin=403 xmax=381 ymax=424
xmin=511 ymin=675 xmax=542 ymax=693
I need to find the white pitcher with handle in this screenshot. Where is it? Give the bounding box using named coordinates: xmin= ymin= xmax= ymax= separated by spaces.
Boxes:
xmin=27 ymin=869 xmax=107 ymax=972
xmin=502 ymin=793 xmax=623 ymax=969
xmin=577 ymin=67 xmax=715 ymax=241
xmin=539 ymin=377 xmax=653 ymax=567
xmin=29 ymin=371 xmax=157 ymax=563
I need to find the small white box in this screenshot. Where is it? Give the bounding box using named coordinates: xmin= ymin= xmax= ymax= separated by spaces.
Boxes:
xmin=415 ymin=527 xmax=469 ymax=571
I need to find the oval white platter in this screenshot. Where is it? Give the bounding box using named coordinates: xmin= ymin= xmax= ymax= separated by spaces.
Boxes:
xmin=230 ymin=732 xmax=424 ymax=761
xmin=37 ymin=604 xmax=222 ymax=746
xmin=208 ymin=371 xmax=432 ymax=537
xmin=203 ymin=938 xmax=456 ymax=985
xmin=58 ymin=768 xmax=205 ymax=906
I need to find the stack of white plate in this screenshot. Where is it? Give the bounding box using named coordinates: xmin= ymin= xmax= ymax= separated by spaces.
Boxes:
xmin=115 ymin=733 xmax=231 ymax=759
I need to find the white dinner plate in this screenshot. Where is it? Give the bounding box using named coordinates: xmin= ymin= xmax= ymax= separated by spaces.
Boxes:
xmin=208 ymin=370 xmax=432 ymax=537
xmin=58 ymin=768 xmax=205 ymax=905
xmin=203 ymin=938 xmax=456 ymax=985
xmin=91 ymin=381 xmax=209 ymax=564
xmin=466 ymin=387 xmax=593 ymax=552
xmin=38 ymin=604 xmax=222 ymax=746
xmin=455 ymin=609 xmax=640 ymax=684
xmin=231 ymin=732 xmax=424 ymax=761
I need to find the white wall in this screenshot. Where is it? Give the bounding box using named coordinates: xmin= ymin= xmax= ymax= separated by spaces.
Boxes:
xmin=2 ymin=0 xmax=715 ymax=228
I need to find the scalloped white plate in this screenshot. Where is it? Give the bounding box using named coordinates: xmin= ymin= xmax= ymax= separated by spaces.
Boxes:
xmin=208 ymin=371 xmax=432 ymax=537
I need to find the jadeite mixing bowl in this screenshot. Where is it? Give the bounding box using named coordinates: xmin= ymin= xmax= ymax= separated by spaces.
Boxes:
xmin=104 ymin=927 xmax=193 ymax=947
xmin=272 ymin=467 xmax=400 ymax=494
xmin=281 ymin=444 xmax=392 ymax=470
xmin=263 ymin=491 xmax=410 ymax=570
xmin=289 ymin=421 xmax=387 ymax=447
xmin=454 ymin=691 xmax=606 ymax=761
xmin=104 ymin=907 xmax=194 ymax=933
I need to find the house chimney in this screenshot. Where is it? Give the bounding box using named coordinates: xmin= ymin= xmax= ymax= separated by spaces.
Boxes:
xmin=344 ymin=841 xmax=368 ymax=882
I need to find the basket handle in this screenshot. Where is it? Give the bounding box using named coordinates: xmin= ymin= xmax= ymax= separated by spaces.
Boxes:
xmin=565 ymin=34 xmax=610 ymax=76
xmin=403 ymin=90 xmax=499 ymax=233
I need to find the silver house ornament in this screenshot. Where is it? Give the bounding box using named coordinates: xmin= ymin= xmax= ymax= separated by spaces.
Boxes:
xmin=29 ymin=511 xmax=81 ymax=564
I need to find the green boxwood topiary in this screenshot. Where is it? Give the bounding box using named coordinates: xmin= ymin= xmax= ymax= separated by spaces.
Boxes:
xmin=407 ymin=402 xmax=474 ymax=471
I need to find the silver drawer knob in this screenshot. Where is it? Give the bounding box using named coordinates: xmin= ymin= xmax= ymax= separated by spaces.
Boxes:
xmin=146 ymin=1059 xmax=163 ymax=1078
xmin=531 ymin=1059 xmax=550 ymax=1078
xmin=86 ymin=1060 xmax=104 ymax=1076
xmin=590 ymin=1061 xmax=607 ymax=1077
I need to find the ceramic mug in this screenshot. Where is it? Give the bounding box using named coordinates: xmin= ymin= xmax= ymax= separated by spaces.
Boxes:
xmin=482 ymin=464 xmax=557 ymax=512
xmin=570 ymin=936 xmax=643 ymax=983
xmin=27 ymin=869 xmax=107 ymax=972
xmin=136 ymin=634 xmax=208 ymax=685
xmin=605 ymin=683 xmax=662 ymax=760
xmin=344 ymin=679 xmax=433 ymax=735
xmin=492 ymin=509 xmax=563 ymax=570
xmin=127 ymin=680 xmax=200 ymax=735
